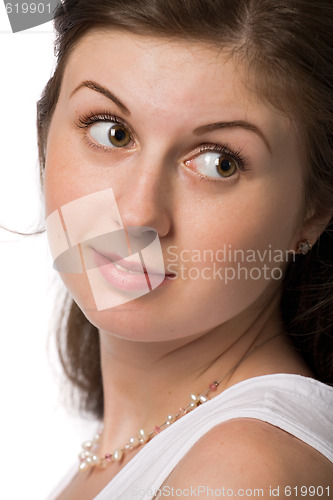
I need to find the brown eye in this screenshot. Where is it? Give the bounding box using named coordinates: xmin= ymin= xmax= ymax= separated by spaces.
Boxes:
xmin=215 ymin=156 xmax=237 ymax=177
xmin=108 ymin=124 xmax=131 ymax=147
xmin=89 ymin=121 xmax=132 ymax=148
xmin=188 ymin=151 xmax=239 ymax=180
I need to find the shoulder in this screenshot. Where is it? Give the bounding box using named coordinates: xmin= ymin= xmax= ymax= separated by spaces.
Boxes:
xmin=158 ymin=418 xmax=333 ymax=498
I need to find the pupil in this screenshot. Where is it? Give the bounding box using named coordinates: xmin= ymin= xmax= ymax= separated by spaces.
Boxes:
xmin=219 ymin=159 xmax=231 ymax=171
xmin=115 ymin=128 xmax=125 ymax=141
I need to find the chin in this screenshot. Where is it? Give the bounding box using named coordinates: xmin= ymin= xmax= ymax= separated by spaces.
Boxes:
xmin=72 ymin=291 xmax=161 ymax=341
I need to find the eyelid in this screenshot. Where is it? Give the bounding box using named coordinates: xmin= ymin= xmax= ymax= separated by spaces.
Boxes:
xmin=76 ymin=111 xmax=131 ymax=130
xmin=183 ymin=143 xmax=249 ymax=170
xmin=76 ymin=111 xmax=137 ymax=150
xmin=182 ymin=143 xmax=250 ymax=184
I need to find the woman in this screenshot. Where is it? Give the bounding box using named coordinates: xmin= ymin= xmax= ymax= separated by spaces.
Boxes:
xmin=41 ymin=0 xmax=333 ymax=498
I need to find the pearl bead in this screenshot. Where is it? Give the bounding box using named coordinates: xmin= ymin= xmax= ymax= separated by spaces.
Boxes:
xmin=190 ymin=393 xmax=198 ymax=403
xmin=189 ymin=402 xmax=197 ymax=410
xmin=92 ymin=455 xmax=100 ymax=465
xmin=138 ymin=429 xmax=148 ymax=442
xmin=129 ymin=437 xmax=139 ymax=448
xmin=112 ymin=448 xmax=123 ymax=462
xmin=166 ymin=414 xmax=175 ymax=425
xmin=199 ymin=394 xmax=209 ymax=403
xmin=82 ymin=440 xmax=93 ymax=450
xmin=93 ymin=433 xmax=101 ymax=442
xmin=79 ymin=461 xmax=88 ymax=471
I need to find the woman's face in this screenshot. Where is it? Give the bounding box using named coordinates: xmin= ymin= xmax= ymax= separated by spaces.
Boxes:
xmin=45 ymin=30 xmax=306 ymax=342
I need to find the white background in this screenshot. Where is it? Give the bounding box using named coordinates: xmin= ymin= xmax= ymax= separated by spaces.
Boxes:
xmin=0 ymin=5 xmax=97 ymax=499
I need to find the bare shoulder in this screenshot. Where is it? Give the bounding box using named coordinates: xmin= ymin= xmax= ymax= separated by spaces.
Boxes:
xmin=157 ymin=419 xmax=333 ymax=499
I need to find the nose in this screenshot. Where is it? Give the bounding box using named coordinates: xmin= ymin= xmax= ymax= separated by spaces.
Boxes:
xmin=114 ymin=154 xmax=173 ymax=239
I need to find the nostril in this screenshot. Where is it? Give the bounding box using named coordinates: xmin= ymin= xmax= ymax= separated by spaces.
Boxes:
xmin=126 ymin=226 xmax=159 ymax=253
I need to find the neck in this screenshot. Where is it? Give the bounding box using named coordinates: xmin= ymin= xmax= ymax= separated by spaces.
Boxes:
xmin=96 ymin=289 xmax=286 ymax=455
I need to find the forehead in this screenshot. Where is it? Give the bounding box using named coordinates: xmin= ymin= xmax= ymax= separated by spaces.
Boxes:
xmin=64 ymin=33 xmax=266 ymax=109
xmin=59 ymin=29 xmax=292 ymax=142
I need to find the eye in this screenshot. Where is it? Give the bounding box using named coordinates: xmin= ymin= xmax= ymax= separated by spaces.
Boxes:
xmin=188 ymin=151 xmax=238 ymax=179
xmin=89 ymin=121 xmax=132 ymax=148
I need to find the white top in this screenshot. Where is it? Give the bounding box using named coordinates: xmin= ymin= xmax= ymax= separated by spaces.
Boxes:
xmin=48 ymin=374 xmax=333 ymax=500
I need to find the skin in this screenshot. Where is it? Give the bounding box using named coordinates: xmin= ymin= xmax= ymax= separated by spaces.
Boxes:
xmin=45 ymin=31 xmax=332 ymax=499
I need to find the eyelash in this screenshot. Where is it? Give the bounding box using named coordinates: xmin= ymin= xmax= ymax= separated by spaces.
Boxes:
xmin=189 ymin=144 xmax=249 ymax=173
xmin=75 ymin=112 xmax=250 ymax=180
xmin=77 ymin=111 xmax=124 ymax=129
xmin=76 ymin=111 xmax=134 ymax=150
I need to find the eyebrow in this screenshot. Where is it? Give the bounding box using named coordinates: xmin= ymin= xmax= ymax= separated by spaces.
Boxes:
xmin=70 ymin=80 xmax=130 ymax=115
xmin=70 ymin=80 xmax=270 ymax=153
xmin=193 ymin=121 xmax=272 ymax=154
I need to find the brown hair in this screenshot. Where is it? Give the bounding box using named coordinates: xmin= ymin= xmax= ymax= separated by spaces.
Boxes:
xmin=37 ymin=0 xmax=333 ymax=419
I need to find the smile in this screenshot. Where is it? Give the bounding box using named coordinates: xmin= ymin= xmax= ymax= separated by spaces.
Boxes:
xmin=92 ymin=248 xmax=168 ymax=293
xmin=113 ymin=260 xmax=144 ymax=274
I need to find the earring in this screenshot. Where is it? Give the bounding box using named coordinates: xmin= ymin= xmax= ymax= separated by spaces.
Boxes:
xmin=297 ymin=240 xmax=312 ymax=255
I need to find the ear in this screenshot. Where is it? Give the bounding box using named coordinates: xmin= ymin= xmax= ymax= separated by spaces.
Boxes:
xmin=293 ymin=207 xmax=332 ymax=252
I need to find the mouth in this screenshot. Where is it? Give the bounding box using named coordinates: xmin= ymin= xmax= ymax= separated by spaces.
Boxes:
xmin=91 ymin=248 xmax=172 ymax=293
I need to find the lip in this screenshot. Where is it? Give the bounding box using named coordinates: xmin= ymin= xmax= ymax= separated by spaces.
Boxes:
xmin=94 ymin=249 xmax=159 ymax=274
xmin=92 ymin=248 xmax=170 ymax=293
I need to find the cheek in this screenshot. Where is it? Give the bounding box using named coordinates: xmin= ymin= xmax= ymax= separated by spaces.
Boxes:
xmin=200 ymin=174 xmax=303 ymax=254
xmin=164 ymin=177 xmax=303 ymax=327
xmin=44 ymin=108 xmax=97 ymax=216
xmin=240 ymin=180 xmax=303 ymax=252
xmin=44 ymin=119 xmax=75 ymax=216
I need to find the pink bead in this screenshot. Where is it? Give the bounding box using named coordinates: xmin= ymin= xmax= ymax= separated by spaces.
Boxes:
xmin=154 ymin=426 xmax=161 ymax=434
xmin=209 ymin=382 xmax=218 ymax=391
xmin=105 ymin=453 xmax=112 ymax=462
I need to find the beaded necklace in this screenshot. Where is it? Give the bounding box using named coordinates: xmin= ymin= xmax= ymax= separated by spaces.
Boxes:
xmin=78 ymin=332 xmax=282 ymax=472
xmin=78 ymin=379 xmax=221 ymax=471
